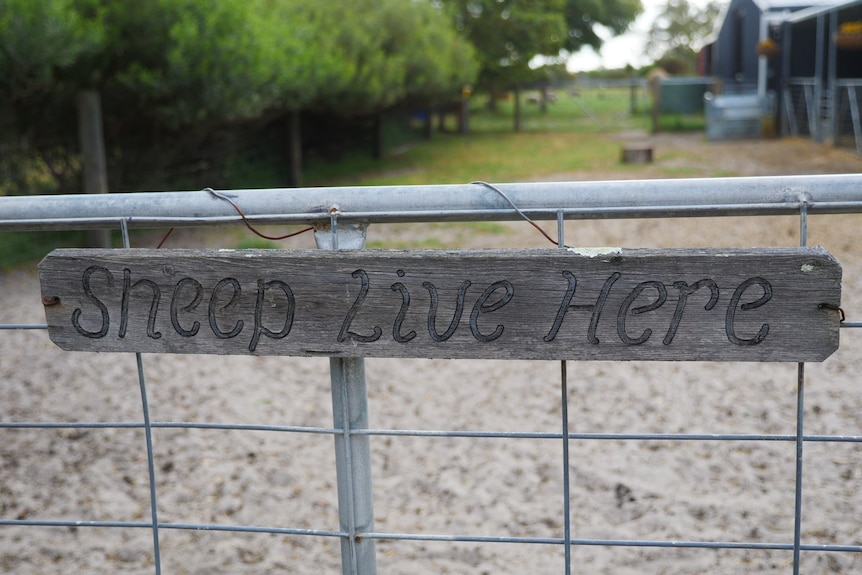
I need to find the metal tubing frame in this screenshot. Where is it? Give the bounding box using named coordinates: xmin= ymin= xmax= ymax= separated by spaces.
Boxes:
xmin=122 ymin=218 xmax=163 ymax=575
xmin=3 ymin=175 xmax=862 ymax=231
xmin=557 ymin=210 xmax=572 ymax=575
xmin=315 ymin=222 xmax=378 ymax=575
xmin=792 ymin=201 xmax=808 ymax=575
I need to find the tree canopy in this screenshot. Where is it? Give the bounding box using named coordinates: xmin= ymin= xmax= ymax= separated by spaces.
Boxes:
xmin=310 ymin=0 xmax=478 ymax=115
xmin=562 ymin=0 xmax=643 ymax=52
xmin=0 ymin=0 xmax=478 ymax=191
xmin=0 ymin=0 xmax=476 ymax=124
xmin=441 ymin=0 xmax=641 ymax=89
xmin=646 ymin=0 xmax=721 ymax=74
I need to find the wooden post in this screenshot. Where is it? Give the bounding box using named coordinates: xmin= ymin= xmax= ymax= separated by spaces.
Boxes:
xmin=286 ymin=109 xmax=302 ymax=187
xmin=77 ymin=90 xmax=110 ymax=248
xmin=371 ymin=112 xmax=384 ymax=159
xmin=621 ymin=143 xmax=654 ymax=164
xmin=459 ymin=85 xmax=471 ymax=135
xmin=514 ymin=84 xmax=522 ymax=132
xmin=650 ymin=77 xmax=661 ymax=134
xmin=423 ymin=108 xmax=433 ymax=139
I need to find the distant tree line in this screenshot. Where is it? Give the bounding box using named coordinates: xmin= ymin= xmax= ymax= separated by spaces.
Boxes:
xmin=0 ymin=0 xmax=642 ymax=194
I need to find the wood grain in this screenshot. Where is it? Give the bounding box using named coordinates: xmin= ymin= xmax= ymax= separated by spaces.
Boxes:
xmin=38 ymin=247 xmax=842 ymax=361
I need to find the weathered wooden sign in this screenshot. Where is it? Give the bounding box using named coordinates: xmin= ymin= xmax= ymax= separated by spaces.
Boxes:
xmin=38 ymin=247 xmax=841 ymax=362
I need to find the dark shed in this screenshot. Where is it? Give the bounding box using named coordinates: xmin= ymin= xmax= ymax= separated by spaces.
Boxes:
xmin=701 ymin=0 xmax=862 ymax=153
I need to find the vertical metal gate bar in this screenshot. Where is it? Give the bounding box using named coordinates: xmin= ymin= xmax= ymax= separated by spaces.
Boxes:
xmin=123 ymin=219 xmax=163 ymax=575
xmin=804 ymin=84 xmax=814 ymax=137
xmin=557 ymin=210 xmax=572 ymax=575
xmin=784 ymin=88 xmax=798 ymax=136
xmin=792 ymin=201 xmax=809 ymax=575
xmin=792 ymin=363 xmax=805 ymax=575
xmin=136 ymin=352 xmax=163 ymax=575
xmin=560 ymin=361 xmax=572 ymax=575
xmin=315 ymin=221 xmax=377 ymax=575
xmin=847 ymin=86 xmax=862 ymax=156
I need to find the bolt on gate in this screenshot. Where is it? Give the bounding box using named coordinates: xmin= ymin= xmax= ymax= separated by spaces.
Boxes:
xmin=2 ymin=174 xmax=862 ymax=574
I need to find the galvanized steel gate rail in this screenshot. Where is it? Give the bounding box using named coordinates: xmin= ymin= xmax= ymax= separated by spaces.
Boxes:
xmin=2 ymin=174 xmax=862 ymax=574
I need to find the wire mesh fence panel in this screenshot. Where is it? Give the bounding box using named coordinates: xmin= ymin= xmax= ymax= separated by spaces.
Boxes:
xmin=784 ymin=79 xmax=817 ymax=138
xmin=835 ymin=82 xmax=862 ymax=155
xmin=2 ymin=176 xmax=862 ymax=575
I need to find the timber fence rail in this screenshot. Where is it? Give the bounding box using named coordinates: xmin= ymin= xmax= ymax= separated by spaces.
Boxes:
xmin=2 ymin=174 xmax=862 ymax=574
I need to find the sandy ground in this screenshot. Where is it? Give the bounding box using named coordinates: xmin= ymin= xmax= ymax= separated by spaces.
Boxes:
xmin=2 ymin=134 xmax=862 ymax=574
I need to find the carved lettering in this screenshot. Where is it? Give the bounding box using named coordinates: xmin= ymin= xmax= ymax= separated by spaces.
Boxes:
xmin=726 ymin=277 xmax=772 ymax=346
xmin=469 ymin=280 xmax=514 ymax=342
xmin=50 ymin=249 xmax=811 ymax=360
xmin=71 ymin=265 xmax=112 ymax=338
xmin=119 ymin=269 xmax=162 ymax=340
xmin=617 ymin=281 xmax=668 ymax=345
xmin=544 ymin=271 xmax=621 ymax=344
xmin=391 ymin=270 xmax=416 ymax=343
xmin=424 ymin=280 xmax=471 ymax=342
xmin=664 ymin=280 xmax=719 ymax=345
xmin=171 ymin=278 xmax=203 ymax=337
xmin=249 ymin=279 xmax=295 ymax=352
xmin=588 ymin=272 xmax=621 ymax=344
xmin=209 ymin=278 xmax=244 ymax=339
xmin=339 ymin=269 xmax=382 ymax=343
xmin=544 ymin=271 xmax=577 ymax=343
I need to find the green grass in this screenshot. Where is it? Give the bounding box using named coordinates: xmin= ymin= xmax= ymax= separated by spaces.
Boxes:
xmin=319 ymin=131 xmax=622 ymax=187
xmin=656 ymin=113 xmax=706 ymax=132
xmin=234 ymin=237 xmax=281 ymax=249
xmin=0 ymin=230 xmax=91 ymax=271
xmin=305 ymin=85 xmax=652 ymax=187
xmin=0 ymin=85 xmax=694 ymax=268
xmin=468 ymin=87 xmax=651 ymax=134
xmin=365 ymin=221 xmax=510 ymax=249
xmin=366 ymin=235 xmax=449 ymax=249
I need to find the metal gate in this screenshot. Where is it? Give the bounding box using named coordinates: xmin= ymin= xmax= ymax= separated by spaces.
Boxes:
xmin=2 ymin=174 xmax=862 ymax=574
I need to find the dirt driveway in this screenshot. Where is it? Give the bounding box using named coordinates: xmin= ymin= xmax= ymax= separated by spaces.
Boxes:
xmin=540 ymin=132 xmax=862 ymax=181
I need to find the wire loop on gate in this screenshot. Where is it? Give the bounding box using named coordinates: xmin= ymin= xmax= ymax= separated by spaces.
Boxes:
xmin=205 ymin=188 xmax=315 ymax=241
xmin=819 ymin=303 xmax=846 ymax=323
xmin=471 ymin=181 xmax=566 ymax=247
xmin=156 ymin=188 xmax=316 ymax=248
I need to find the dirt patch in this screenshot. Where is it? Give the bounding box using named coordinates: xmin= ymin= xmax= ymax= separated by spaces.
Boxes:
xmin=539 ymin=132 xmax=862 ymax=181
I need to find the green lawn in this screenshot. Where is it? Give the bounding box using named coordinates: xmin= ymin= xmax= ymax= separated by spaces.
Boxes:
xmin=309 ymin=131 xmax=622 ymax=187
xmin=2 ymin=85 xmax=698 ymax=266
xmin=306 ymin=85 xmax=655 ymax=187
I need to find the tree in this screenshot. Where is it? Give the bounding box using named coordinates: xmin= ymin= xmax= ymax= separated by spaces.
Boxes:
xmin=562 ymin=0 xmax=643 ymax=52
xmin=397 ymin=1 xmax=479 ymax=104
xmin=91 ymin=0 xmax=331 ymax=127
xmin=646 ymin=0 xmax=721 ymax=74
xmin=442 ymin=0 xmax=641 ymax=91
xmin=0 ymin=0 xmax=102 ymax=105
xmin=0 ymin=0 xmax=479 ymax=192
xmin=311 ymin=0 xmax=477 ymax=115
xmin=445 ymin=0 xmax=568 ymax=90
xmin=0 ymin=0 xmax=105 ymax=193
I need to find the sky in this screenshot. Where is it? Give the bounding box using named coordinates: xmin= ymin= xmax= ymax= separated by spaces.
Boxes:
xmin=566 ymin=0 xmax=718 ymax=72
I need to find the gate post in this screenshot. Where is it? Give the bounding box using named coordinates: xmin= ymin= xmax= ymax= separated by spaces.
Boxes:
xmin=77 ymin=90 xmax=111 ymax=248
xmin=314 ymin=222 xmax=378 ymax=575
